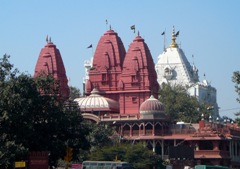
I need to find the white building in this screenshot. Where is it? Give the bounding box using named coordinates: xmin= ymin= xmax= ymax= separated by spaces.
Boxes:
xmin=155 ymin=26 xmax=219 ymax=119
xmin=82 ymin=58 xmax=92 ymax=96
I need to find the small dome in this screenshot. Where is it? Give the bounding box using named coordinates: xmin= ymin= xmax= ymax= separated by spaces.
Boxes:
xmin=140 ymin=95 xmax=164 ymax=114
xmin=74 ymin=88 xmax=119 ymax=112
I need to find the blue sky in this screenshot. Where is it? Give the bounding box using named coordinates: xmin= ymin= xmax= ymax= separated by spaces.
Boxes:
xmin=1 ymin=1 xmax=240 ymax=119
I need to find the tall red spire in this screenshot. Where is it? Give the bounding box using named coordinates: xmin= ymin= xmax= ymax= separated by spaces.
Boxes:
xmin=86 ymin=29 xmax=126 ymax=100
xmin=34 ymin=38 xmax=70 ymax=100
xmin=118 ymin=34 xmax=159 ymax=114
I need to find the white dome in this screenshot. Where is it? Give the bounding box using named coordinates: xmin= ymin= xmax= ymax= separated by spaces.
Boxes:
xmin=74 ymin=88 xmax=119 ymax=112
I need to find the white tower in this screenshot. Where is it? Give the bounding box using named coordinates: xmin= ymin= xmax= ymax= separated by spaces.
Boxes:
xmin=155 ymin=26 xmax=219 ymax=119
xmin=83 ymin=58 xmax=93 ymax=96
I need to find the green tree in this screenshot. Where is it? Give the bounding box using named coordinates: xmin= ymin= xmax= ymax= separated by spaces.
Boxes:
xmin=87 ymin=123 xmax=114 ymax=149
xmin=88 ymin=143 xmax=164 ymax=169
xmin=232 ymin=71 xmax=240 ymax=103
xmin=69 ymin=86 xmax=81 ymax=100
xmin=159 ymin=83 xmax=206 ymax=123
xmin=232 ymin=71 xmax=240 ymax=126
xmin=0 ymin=55 xmax=90 ymax=168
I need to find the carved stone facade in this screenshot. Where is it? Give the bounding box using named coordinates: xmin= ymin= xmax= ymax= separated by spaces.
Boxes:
xmin=33 ymin=28 xmax=240 ymax=168
xmin=79 ymin=28 xmax=240 ymax=168
xmin=155 ymin=27 xmax=219 ymax=119
xmin=34 ymin=39 xmax=70 ymax=100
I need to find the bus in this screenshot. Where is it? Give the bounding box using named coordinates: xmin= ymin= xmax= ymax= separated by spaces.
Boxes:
xmin=195 ymin=165 xmax=229 ymax=169
xmin=82 ymin=161 xmax=132 ymax=169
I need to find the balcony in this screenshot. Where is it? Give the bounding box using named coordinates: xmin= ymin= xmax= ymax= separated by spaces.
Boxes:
xmin=194 ymin=150 xmax=230 ymax=159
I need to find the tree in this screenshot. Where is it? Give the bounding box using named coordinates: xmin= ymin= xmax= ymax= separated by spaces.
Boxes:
xmin=80 ymin=123 xmax=114 ymax=161
xmin=88 ymin=143 xmax=164 ymax=169
xmin=159 ymin=83 xmax=206 ymax=123
xmin=232 ymin=71 xmax=240 ymax=126
xmin=0 ymin=54 xmax=33 ymax=168
xmin=87 ymin=123 xmax=114 ymax=148
xmin=232 ymin=71 xmax=240 ymax=103
xmin=69 ymin=86 xmax=81 ymax=100
xmin=0 ymin=55 xmax=90 ymax=168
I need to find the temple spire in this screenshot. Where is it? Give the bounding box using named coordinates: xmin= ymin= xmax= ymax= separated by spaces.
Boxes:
xmin=169 ymin=26 xmax=178 ymax=48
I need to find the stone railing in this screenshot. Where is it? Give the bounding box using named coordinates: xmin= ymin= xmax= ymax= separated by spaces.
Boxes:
xmin=194 ymin=150 xmax=229 ymax=158
xmin=100 ymin=114 xmax=139 ymax=121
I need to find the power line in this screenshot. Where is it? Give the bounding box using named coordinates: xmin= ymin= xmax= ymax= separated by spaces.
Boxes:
xmin=219 ymin=107 xmax=240 ymax=112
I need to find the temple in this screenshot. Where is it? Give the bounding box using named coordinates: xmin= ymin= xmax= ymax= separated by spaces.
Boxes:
xmin=34 ymin=37 xmax=70 ymax=100
xmin=155 ymin=27 xmax=219 ymax=119
xmin=34 ymin=28 xmax=240 ymax=168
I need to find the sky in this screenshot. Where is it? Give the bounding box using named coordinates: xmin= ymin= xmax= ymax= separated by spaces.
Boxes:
xmin=0 ymin=1 xmax=240 ymax=119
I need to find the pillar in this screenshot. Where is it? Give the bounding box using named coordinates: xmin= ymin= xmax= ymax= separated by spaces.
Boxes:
xmin=153 ymin=140 xmax=156 ymax=153
xmin=229 ymin=141 xmax=232 ymax=157
xmin=130 ymin=125 xmax=132 ymax=137
xmin=161 ymin=140 xmax=164 ymax=159
xmin=153 ymin=122 xmax=155 ymax=136
xmin=212 ymin=141 xmax=219 ymax=151
xmin=174 ymin=139 xmax=177 ymax=146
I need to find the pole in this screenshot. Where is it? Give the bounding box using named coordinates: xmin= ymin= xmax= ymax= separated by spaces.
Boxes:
xmin=65 ymin=162 xmax=69 ymax=169
xmin=65 ymin=145 xmax=69 ymax=169
xmin=105 ymin=19 xmax=108 ymax=30
xmin=163 ymin=28 xmax=166 ymax=51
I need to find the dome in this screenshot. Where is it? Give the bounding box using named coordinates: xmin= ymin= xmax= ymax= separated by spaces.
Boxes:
xmin=74 ymin=88 xmax=119 ymax=112
xmin=140 ymin=95 xmax=164 ymax=114
xmin=140 ymin=95 xmax=166 ymax=120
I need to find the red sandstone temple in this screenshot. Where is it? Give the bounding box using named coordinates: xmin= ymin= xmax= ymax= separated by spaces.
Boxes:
xmin=34 ymin=37 xmax=70 ymax=100
xmin=34 ymin=29 xmax=240 ymax=169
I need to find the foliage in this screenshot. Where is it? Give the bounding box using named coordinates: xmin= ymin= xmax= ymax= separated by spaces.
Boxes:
xmin=232 ymin=71 xmax=240 ymax=124
xmin=67 ymin=123 xmax=115 ymax=163
xmin=88 ymin=142 xmax=164 ymax=169
xmin=69 ymin=86 xmax=81 ymax=100
xmin=86 ymin=123 xmax=114 ymax=149
xmin=159 ymin=83 xmax=206 ymax=123
xmin=0 ymin=55 xmax=90 ymax=168
xmin=235 ymin=118 xmax=240 ymax=126
xmin=234 ymin=112 xmax=240 ymax=126
xmin=232 ymin=71 xmax=240 ymax=103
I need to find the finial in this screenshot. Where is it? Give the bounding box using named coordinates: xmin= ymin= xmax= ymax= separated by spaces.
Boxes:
xmin=138 ymin=31 xmax=140 ymax=36
xmin=46 ymin=35 xmax=48 ymax=43
xmin=93 ymin=83 xmax=98 ymax=89
xmin=201 ymin=113 xmax=204 ymax=120
xmin=209 ymin=115 xmax=212 ymax=123
xmin=49 ymin=37 xmax=51 ymax=43
xmin=169 ymin=26 xmax=178 ymax=48
xmin=110 ymin=25 xmax=112 ymax=30
xmin=105 ymin=19 xmax=109 ymax=30
xmin=151 ymin=90 xmax=153 ymax=95
xmin=224 ymin=118 xmax=227 ymax=125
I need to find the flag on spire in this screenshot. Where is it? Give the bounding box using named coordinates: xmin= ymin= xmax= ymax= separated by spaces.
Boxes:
xmin=131 ymin=25 xmax=135 ymax=33
xmin=175 ymin=31 xmax=180 ymax=37
xmin=87 ymin=44 xmax=92 ymax=48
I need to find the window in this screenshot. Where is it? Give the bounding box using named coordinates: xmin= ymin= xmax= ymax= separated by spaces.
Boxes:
xmin=131 ymin=75 xmax=136 ymax=82
xmin=102 ymin=74 xmax=107 ymax=81
xmin=132 ymin=97 xmax=137 ymax=103
xmin=164 ymin=67 xmax=173 ymax=80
